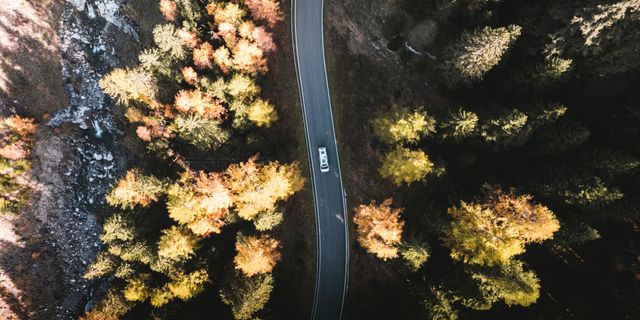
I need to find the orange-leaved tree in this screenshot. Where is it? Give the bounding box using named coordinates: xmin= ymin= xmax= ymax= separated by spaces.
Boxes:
xmin=100 ymin=0 xmax=282 ymax=162
xmin=233 ymin=233 xmax=282 ymax=276
xmin=353 ymin=198 xmax=405 ymax=260
xmin=167 ymin=170 xmax=233 ymax=236
xmin=243 ymin=0 xmax=284 ymax=28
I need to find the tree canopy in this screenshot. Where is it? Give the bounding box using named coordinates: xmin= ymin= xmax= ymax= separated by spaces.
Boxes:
xmin=220 ymin=272 xmax=274 ymax=320
xmin=234 ymin=233 xmax=282 ymax=276
xmin=442 ymin=25 xmax=522 ymax=85
xmin=106 ymin=169 xmax=166 ymax=209
xmin=86 ymin=1 xmax=293 ymax=317
xmin=371 ymin=106 xmax=436 ymax=144
xmin=379 ymin=147 xmax=434 ymax=185
xmin=225 ymin=156 xmax=305 ymax=220
xmin=444 ymin=186 xmax=560 ymax=266
xmin=353 ymin=198 xmax=405 ymax=260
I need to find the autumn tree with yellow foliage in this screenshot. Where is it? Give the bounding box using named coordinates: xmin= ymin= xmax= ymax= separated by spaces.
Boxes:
xmin=379 ymin=147 xmax=434 ymax=186
xmin=371 ymin=106 xmax=436 ymax=145
xmin=99 ymin=0 xmax=281 ymax=160
xmin=150 ymin=269 xmax=209 ymax=306
xmin=85 ymin=0 xmax=298 ymax=318
xmin=233 ymin=233 xmax=282 ymax=276
xmin=225 ymin=156 xmax=305 ymax=221
xmin=167 ymin=170 xmax=232 ymax=236
xmin=88 ymin=160 xmax=300 ymax=317
xmin=411 ymin=185 xmax=559 ymax=314
xmin=444 ymin=185 xmax=560 ymax=266
xmin=106 ymin=169 xmax=166 ymax=209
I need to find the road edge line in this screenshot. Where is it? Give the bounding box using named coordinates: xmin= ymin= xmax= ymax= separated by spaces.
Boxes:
xmin=290 ymin=1 xmax=323 ymax=319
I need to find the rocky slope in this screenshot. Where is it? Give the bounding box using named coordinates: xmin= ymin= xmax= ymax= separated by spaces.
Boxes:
xmin=0 ymin=0 xmax=138 ymax=318
xmin=40 ymin=0 xmax=137 ymax=318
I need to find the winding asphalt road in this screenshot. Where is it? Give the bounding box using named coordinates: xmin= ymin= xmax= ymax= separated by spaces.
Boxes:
xmin=291 ymin=0 xmax=349 ymax=319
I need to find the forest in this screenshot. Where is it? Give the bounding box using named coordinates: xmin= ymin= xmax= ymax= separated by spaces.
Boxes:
xmin=0 ymin=0 xmax=319 ymax=318
xmin=335 ymin=0 xmax=640 ymax=319
xmin=79 ymin=0 xmax=308 ymax=319
xmin=0 ymin=0 xmax=638 ymax=319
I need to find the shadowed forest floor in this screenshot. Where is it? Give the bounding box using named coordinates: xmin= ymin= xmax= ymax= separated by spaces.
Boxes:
xmin=324 ymin=0 xmax=640 ymax=319
xmin=0 ymin=0 xmax=69 ymax=319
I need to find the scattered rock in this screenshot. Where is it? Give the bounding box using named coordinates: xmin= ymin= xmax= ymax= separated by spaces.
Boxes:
xmin=27 ymin=0 xmax=136 ymax=318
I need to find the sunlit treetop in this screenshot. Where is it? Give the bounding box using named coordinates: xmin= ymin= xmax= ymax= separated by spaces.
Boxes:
xmin=371 ymin=106 xmax=436 ymax=145
xmin=167 ymin=170 xmax=233 ymax=236
xmin=353 ymin=198 xmax=405 ymax=260
xmin=444 ymin=185 xmax=560 ymax=266
xmin=106 ymin=169 xmax=166 ymax=210
xmin=442 ymin=25 xmax=522 ymax=85
xmin=224 ymin=156 xmax=305 ymax=220
xmin=233 ymin=233 xmax=282 ymax=276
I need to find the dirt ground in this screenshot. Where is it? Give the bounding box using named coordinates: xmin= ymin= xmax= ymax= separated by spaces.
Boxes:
xmin=0 ymin=0 xmax=70 ymax=319
xmin=0 ymin=0 xmax=68 ymax=117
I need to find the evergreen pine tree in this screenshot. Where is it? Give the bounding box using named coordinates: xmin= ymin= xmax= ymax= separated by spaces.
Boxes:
xmin=439 ymin=109 xmax=479 ymax=141
xmin=106 ymin=169 xmax=166 ymax=210
xmin=528 ymin=119 xmax=590 ymax=155
xmin=400 ymin=241 xmax=430 ymax=271
xmin=480 ymin=109 xmax=531 ymax=148
xmin=220 ymin=272 xmax=274 ymax=320
xmin=471 ymin=260 xmax=540 ymax=307
xmin=100 ymin=68 xmax=157 ymax=105
xmin=442 ymin=25 xmax=522 ymax=85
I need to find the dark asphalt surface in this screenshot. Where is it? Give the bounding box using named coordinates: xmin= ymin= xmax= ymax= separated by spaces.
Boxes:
xmin=291 ymin=0 xmax=349 ymax=319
